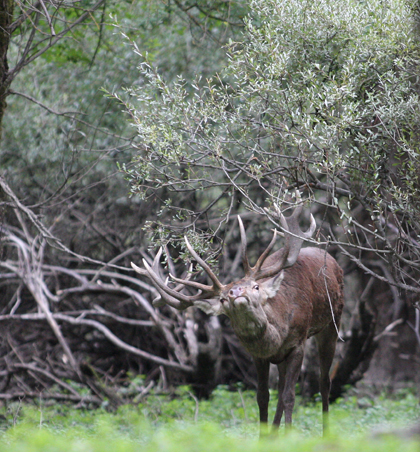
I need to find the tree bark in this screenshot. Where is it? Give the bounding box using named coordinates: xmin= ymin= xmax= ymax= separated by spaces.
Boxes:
xmin=0 ymin=0 xmax=13 ymax=138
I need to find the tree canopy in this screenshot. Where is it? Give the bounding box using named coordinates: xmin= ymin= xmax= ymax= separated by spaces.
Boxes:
xmin=117 ymin=0 xmax=420 ymax=296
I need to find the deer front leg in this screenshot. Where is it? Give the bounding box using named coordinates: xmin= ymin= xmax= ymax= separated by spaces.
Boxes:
xmin=272 ymin=360 xmax=286 ymax=430
xmin=282 ymin=345 xmax=305 ymax=429
xmin=254 ymin=358 xmax=270 ymax=436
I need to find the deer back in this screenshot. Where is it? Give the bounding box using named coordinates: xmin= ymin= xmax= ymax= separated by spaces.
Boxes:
xmin=267 ymin=247 xmax=343 ymax=335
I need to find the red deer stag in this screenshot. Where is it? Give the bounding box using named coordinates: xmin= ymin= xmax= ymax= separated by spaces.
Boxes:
xmin=132 ymin=202 xmax=344 ymax=434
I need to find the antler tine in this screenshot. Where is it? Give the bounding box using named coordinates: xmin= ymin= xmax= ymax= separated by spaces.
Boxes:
xmin=171 ymin=263 xmax=193 ymax=293
xmin=151 ymin=247 xmax=163 ymax=273
xmin=130 ymin=261 xmax=148 ymax=277
xmin=151 ymin=285 xmax=192 ymax=309
xmin=252 ymin=198 xmax=316 ymax=280
xmin=164 ymin=245 xmax=177 ymax=279
xmin=131 ymin=261 xmax=186 ymax=309
xmin=184 ymin=236 xmax=224 ymax=292
xmin=139 ymin=248 xmax=181 ymax=308
xmin=282 ymin=209 xmax=316 ymax=269
xmin=169 ymin=273 xmax=216 ymax=294
xmin=303 ymin=214 xmax=316 ymax=239
xmin=249 ymin=214 xmax=289 ymax=280
xmin=131 ymin=239 xmax=225 ymax=311
xmin=253 ymin=228 xmax=281 ymax=274
xmin=238 ymin=216 xmax=251 ymax=276
xmin=142 ymin=259 xmax=196 ymax=306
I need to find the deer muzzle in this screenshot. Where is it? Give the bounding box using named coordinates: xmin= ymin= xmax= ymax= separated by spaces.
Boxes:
xmin=228 ymin=286 xmax=252 ymax=308
xmin=229 ymin=285 xmax=244 ymax=300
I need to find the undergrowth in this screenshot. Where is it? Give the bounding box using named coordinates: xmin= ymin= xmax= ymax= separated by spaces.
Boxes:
xmin=0 ymin=387 xmax=418 ymax=451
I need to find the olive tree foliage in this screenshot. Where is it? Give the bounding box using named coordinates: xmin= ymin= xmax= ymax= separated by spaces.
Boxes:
xmin=117 ymin=0 xmax=420 ymax=298
xmin=2 ymin=1 xmax=247 ymax=210
xmin=110 ymin=0 xmax=420 ymax=395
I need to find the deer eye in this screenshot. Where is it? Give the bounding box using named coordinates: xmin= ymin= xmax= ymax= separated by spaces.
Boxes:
xmin=253 ymin=285 xmax=259 ymax=291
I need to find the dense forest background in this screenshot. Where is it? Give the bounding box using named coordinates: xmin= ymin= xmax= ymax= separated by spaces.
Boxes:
xmin=0 ymin=0 xmax=419 ymax=406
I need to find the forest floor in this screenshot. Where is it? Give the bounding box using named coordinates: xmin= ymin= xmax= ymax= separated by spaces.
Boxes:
xmin=0 ymin=386 xmax=418 ymax=451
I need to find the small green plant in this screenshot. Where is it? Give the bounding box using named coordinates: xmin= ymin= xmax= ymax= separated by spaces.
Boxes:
xmin=0 ymin=388 xmax=418 ymax=451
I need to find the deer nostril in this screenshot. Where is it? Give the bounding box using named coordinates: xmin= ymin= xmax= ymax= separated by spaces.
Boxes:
xmin=229 ymin=286 xmax=242 ymax=298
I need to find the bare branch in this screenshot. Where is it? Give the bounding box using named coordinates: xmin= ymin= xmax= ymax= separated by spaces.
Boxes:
xmin=0 ymin=312 xmax=193 ymax=373
xmin=6 ymin=0 xmax=106 ymax=86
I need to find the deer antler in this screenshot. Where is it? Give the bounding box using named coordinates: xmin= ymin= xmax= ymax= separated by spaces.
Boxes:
xmin=173 ymin=237 xmax=224 ymax=294
xmin=131 ymin=239 xmax=225 ymax=311
xmin=239 ymin=192 xmax=316 ymax=280
xmin=132 ymin=193 xmax=315 ymax=309
xmin=279 ymin=197 xmax=316 ymax=269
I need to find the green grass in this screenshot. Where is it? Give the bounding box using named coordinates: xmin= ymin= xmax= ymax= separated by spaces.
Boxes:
xmin=0 ymin=387 xmax=418 ymax=451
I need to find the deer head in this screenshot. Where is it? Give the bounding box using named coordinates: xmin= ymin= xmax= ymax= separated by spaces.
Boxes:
xmin=131 ymin=200 xmax=316 ymax=320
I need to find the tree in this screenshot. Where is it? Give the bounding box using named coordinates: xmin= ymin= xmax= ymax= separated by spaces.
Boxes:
xmin=0 ymin=0 xmax=110 ymax=137
xmin=113 ymin=0 xmax=420 ymax=396
xmin=0 ymin=1 xmax=250 ymax=403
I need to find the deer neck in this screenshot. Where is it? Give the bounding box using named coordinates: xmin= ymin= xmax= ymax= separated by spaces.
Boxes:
xmin=228 ymin=304 xmax=283 ymax=358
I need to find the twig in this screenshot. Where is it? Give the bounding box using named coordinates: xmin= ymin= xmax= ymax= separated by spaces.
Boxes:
xmin=133 ymin=380 xmax=155 ymax=403
xmin=2 ymin=235 xmax=80 ymax=376
xmin=8 ymin=90 xmax=80 ymax=115
xmin=0 ymin=392 xmax=101 ymax=404
xmin=12 ymin=398 xmax=22 ymax=426
xmin=10 ymin=363 xmax=81 ymax=397
xmin=319 ymin=250 xmax=343 ymax=341
xmin=38 ymin=0 xmax=56 ymax=36
xmin=0 ymin=178 xmax=129 ymax=270
xmin=238 ymin=388 xmax=248 ymax=422
xmin=188 ymin=390 xmax=200 ymax=423
xmin=373 ymin=318 xmax=404 ymax=342
xmin=6 ymin=0 xmax=106 ymax=85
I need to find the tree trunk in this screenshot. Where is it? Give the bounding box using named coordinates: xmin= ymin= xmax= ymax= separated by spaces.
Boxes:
xmin=330 ymin=277 xmax=378 ymax=400
xmin=0 ymin=0 xmax=13 ymax=138
xmin=187 ymin=311 xmax=223 ymax=399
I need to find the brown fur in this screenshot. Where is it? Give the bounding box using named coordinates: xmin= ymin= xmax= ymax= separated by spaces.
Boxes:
xmin=134 ymin=237 xmax=344 ymax=435
xmin=220 ymin=247 xmax=344 ymax=434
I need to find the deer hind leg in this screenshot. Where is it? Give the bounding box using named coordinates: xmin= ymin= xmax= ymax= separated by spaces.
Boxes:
xmin=315 ymin=321 xmax=339 ymax=435
xmin=254 ymin=358 xmax=270 ymax=436
xmin=281 ymin=345 xmax=305 ymax=430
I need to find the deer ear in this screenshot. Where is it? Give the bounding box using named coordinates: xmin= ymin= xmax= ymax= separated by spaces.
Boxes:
xmin=261 ymin=270 xmax=284 ymax=299
xmin=194 ymin=299 xmax=226 ymax=316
